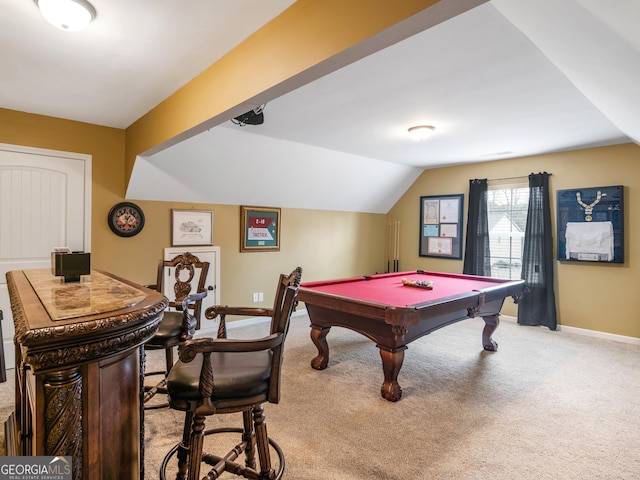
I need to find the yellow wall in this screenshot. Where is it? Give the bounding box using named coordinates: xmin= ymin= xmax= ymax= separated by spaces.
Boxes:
xmin=0 ymin=108 xmax=125 ymax=269
xmin=0 ymin=108 xmax=386 ymax=309
xmin=3 ymin=0 xmax=638 ymax=339
xmin=2 ymin=110 xmax=639 ymax=338
xmin=388 ymin=143 xmax=640 ymax=338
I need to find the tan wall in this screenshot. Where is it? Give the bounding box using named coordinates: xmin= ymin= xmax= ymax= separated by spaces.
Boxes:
xmin=2 ymin=109 xmax=638 ymax=338
xmin=0 ymin=108 xmax=126 ymax=269
xmin=0 ymin=108 xmax=386 ymax=310
xmin=388 ymin=143 xmax=640 ymax=338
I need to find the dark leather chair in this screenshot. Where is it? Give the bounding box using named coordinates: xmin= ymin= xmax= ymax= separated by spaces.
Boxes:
xmin=161 ymin=267 xmax=302 ymax=480
xmin=144 ymin=252 xmax=210 ymax=408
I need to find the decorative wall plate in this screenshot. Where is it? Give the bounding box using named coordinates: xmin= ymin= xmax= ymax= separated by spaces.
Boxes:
xmin=108 ymin=202 xmax=145 ymax=237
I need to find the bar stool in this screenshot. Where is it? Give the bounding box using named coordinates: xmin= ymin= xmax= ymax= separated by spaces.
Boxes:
xmin=160 ymin=267 xmax=302 ymax=480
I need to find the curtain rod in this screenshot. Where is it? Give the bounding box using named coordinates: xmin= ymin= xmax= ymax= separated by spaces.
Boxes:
xmin=488 ymin=175 xmax=527 ymax=182
xmin=488 ymin=173 xmax=552 ymax=182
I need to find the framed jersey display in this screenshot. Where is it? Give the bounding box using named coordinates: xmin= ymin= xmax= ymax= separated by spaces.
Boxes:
xmin=556 ymin=185 xmax=624 ymax=263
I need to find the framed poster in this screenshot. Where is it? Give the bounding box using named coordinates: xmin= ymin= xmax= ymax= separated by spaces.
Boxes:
xmin=171 ymin=209 xmax=214 ymax=246
xmin=240 ymin=206 xmax=281 ymax=252
xmin=419 ymin=194 xmax=463 ymax=259
xmin=557 ymin=185 xmax=623 ymax=263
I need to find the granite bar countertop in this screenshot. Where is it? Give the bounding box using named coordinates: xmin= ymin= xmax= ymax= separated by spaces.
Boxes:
xmin=24 ymin=269 xmax=146 ymax=321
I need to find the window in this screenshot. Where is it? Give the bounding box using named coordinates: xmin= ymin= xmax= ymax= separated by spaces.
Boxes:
xmin=487 ymin=184 xmax=529 ymax=280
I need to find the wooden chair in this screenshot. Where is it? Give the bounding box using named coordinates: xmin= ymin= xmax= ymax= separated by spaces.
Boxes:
xmin=160 ymin=267 xmax=302 ymax=480
xmin=144 ymin=252 xmax=210 ymax=408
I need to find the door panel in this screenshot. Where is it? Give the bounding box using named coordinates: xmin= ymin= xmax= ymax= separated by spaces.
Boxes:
xmin=0 ymin=144 xmax=91 ymax=370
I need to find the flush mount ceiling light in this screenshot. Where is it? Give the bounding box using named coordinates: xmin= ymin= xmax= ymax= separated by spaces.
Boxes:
xmin=35 ymin=0 xmax=96 ymax=32
xmin=408 ymin=125 xmax=436 ymax=141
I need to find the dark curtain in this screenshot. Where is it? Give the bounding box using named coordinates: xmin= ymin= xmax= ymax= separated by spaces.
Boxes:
xmin=518 ymin=172 xmax=557 ymax=329
xmin=463 ymin=179 xmax=491 ymax=276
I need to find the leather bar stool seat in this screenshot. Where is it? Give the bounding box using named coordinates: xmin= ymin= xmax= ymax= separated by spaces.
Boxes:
xmin=153 ymin=311 xmax=198 ymax=345
xmin=167 ymin=350 xmax=273 ymax=401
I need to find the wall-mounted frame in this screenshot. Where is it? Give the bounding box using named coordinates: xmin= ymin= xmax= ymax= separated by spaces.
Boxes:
xmin=557 ymin=185 xmax=624 ymax=263
xmin=419 ymin=194 xmax=463 ymax=259
xmin=240 ymin=206 xmax=281 ymax=252
xmin=171 ymin=209 xmax=214 ymax=246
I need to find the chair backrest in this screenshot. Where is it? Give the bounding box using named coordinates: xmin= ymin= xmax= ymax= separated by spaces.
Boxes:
xmin=268 ymin=283 xmax=300 ymax=404
xmin=173 ymin=269 xmax=301 ymax=409
xmin=156 ymin=252 xmax=210 ymax=326
xmin=269 ymin=266 xmax=303 ymax=335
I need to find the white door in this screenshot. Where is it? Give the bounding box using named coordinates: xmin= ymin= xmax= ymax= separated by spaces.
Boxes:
xmin=163 ymin=246 xmax=220 ymax=337
xmin=0 ymin=143 xmax=92 ymax=370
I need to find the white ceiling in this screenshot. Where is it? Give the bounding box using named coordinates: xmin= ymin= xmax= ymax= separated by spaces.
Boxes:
xmin=2 ymin=0 xmax=639 ymax=213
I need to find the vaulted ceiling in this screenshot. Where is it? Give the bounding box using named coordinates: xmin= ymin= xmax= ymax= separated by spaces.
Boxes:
xmin=2 ymin=0 xmax=638 ymax=213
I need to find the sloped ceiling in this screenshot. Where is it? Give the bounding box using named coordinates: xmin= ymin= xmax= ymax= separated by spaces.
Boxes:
xmin=2 ymin=1 xmax=638 ymax=213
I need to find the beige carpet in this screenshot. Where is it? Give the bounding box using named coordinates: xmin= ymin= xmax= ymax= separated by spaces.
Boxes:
xmin=2 ymin=312 xmax=640 ymax=479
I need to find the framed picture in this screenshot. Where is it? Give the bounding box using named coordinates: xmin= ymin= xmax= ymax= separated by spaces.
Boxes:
xmin=419 ymin=194 xmax=463 ymax=259
xmin=171 ymin=209 xmax=214 ymax=246
xmin=557 ymin=185 xmax=624 ymax=263
xmin=240 ymin=206 xmax=281 ymax=252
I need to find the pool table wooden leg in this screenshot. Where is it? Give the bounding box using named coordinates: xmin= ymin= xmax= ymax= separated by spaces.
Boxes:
xmin=482 ymin=314 xmax=499 ymax=351
xmin=310 ymin=325 xmax=331 ymax=370
xmin=379 ymin=347 xmax=406 ymax=402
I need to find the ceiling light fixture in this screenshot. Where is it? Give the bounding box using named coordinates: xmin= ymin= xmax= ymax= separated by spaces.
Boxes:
xmin=408 ymin=125 xmax=435 ymax=141
xmin=35 ymin=0 xmax=96 ymax=32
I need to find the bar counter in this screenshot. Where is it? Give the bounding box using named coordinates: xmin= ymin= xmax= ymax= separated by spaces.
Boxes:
xmin=4 ymin=269 xmax=168 ymax=480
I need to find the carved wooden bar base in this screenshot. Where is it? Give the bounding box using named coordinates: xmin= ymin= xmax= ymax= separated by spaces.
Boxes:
xmin=44 ymin=368 xmax=83 ymax=479
xmin=5 ymin=269 xmax=167 ymax=480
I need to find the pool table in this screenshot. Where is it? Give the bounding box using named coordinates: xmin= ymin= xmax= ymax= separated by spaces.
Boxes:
xmin=298 ymin=270 xmax=525 ymax=401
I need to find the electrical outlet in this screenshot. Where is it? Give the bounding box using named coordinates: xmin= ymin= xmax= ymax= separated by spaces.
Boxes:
xmin=258 ymin=292 xmax=264 ymax=302
xmin=253 ymin=292 xmax=259 ymax=303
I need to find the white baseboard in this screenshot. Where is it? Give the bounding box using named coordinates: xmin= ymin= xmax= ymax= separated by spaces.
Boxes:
xmin=197 ymin=311 xmax=639 ymax=346
xmin=194 ymin=309 xmax=305 ymax=338
xmin=500 ymin=315 xmax=640 ymax=345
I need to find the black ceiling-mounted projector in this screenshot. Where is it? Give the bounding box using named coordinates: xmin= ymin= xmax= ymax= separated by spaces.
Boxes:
xmin=233 ymin=108 xmax=264 ymax=126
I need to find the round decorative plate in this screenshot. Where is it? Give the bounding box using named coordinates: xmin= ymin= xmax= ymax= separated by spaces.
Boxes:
xmin=108 ymin=202 xmax=145 ymax=237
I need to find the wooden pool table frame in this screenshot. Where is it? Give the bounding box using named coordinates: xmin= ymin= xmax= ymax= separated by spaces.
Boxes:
xmin=298 ymin=271 xmax=525 ymax=402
